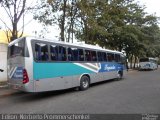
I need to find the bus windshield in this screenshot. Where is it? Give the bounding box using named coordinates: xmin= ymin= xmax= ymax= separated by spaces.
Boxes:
xmin=8 ymin=38 xmax=29 ymax=58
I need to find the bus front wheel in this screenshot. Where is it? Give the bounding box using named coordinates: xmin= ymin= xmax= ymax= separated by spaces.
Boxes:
xmin=79 ymin=76 xmax=90 ymax=91
xmin=117 ymin=71 xmax=123 ymax=80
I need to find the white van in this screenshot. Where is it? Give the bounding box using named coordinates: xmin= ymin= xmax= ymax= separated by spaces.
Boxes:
xmin=139 ymin=57 xmax=158 ymax=70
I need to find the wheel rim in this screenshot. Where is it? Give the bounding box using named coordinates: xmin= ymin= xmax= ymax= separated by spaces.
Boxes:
xmin=82 ymin=79 xmax=89 ymax=88
xmin=117 ymin=72 xmax=122 ymax=79
xmin=117 ymin=74 xmax=121 ymax=78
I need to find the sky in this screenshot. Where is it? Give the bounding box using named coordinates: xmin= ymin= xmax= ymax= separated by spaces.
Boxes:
xmin=139 ymin=0 xmax=160 ymax=17
xmin=0 ymin=0 xmax=160 ymax=42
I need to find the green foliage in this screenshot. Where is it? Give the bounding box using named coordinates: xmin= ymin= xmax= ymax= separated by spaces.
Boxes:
xmin=34 ymin=0 xmax=160 ymax=63
xmin=34 ymin=0 xmax=76 ymax=41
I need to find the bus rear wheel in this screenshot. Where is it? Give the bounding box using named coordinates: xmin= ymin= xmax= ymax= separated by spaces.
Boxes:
xmin=79 ymin=76 xmax=90 ymax=91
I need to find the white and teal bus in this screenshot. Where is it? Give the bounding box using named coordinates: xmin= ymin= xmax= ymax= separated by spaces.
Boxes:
xmin=7 ymin=37 xmax=126 ymax=92
xmin=139 ymin=57 xmax=158 ymax=70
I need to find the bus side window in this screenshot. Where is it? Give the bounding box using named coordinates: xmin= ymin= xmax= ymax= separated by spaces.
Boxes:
xmin=62 ymin=46 xmax=67 ymax=61
xmin=50 ymin=45 xmax=58 ymax=61
xmin=59 ymin=46 xmax=67 ymax=61
xmin=85 ymin=50 xmax=92 ymax=61
xmin=102 ymin=52 xmax=107 ymax=61
xmin=107 ymin=53 xmax=114 ymax=62
xmin=35 ymin=43 xmax=49 ymax=61
xmin=68 ymin=47 xmax=74 ymax=61
xmin=68 ymin=48 xmax=78 ymax=61
xmin=72 ymin=48 xmax=78 ymax=61
xmin=98 ymin=52 xmax=106 ymax=61
xmin=78 ymin=49 xmax=84 ymax=61
xmin=98 ymin=52 xmax=102 ymax=61
xmin=91 ymin=51 xmax=97 ymax=61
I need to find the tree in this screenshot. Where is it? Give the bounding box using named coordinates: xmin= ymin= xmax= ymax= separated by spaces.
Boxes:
xmin=75 ymin=0 xmax=110 ymax=45
xmin=75 ymin=0 xmax=160 ymax=68
xmin=0 ymin=0 xmax=30 ymax=42
xmin=34 ymin=0 xmax=160 ymax=66
xmin=34 ymin=0 xmax=72 ymax=42
xmin=67 ymin=0 xmax=78 ymax=42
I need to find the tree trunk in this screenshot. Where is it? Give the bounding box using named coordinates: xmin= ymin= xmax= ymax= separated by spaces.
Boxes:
xmin=71 ymin=23 xmax=74 ymax=43
xmin=130 ymin=54 xmax=133 ymax=69
xmin=61 ymin=0 xmax=67 ymax=42
xmin=133 ymin=56 xmax=137 ymax=69
xmin=11 ymin=22 xmax=18 ymax=41
xmin=137 ymin=57 xmax=139 ymax=68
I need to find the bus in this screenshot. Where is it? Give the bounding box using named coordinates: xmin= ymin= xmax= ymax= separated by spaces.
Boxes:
xmin=139 ymin=57 xmax=158 ymax=70
xmin=7 ymin=37 xmax=127 ymax=92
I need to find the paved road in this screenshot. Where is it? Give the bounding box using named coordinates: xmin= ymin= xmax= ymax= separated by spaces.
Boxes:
xmin=0 ymin=68 xmax=160 ymax=114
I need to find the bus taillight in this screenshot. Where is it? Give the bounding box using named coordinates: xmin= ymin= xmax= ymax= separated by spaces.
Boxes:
xmin=23 ymin=69 xmax=29 ymax=84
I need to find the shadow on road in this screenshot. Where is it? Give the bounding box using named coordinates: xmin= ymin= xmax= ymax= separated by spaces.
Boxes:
xmin=91 ymin=78 xmax=119 ymax=87
xmin=15 ymin=88 xmax=78 ymax=103
xmin=16 ymin=79 xmax=122 ymax=102
xmin=0 ymin=89 xmax=27 ymax=98
xmin=1 ymin=78 xmax=123 ymax=103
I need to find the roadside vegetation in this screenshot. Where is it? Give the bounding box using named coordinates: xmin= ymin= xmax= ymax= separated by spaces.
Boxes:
xmin=1 ymin=0 xmax=160 ymax=67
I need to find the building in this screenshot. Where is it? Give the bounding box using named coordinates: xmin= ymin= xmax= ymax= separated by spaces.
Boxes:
xmin=0 ymin=30 xmax=9 ymax=82
xmin=0 ymin=43 xmax=7 ymax=82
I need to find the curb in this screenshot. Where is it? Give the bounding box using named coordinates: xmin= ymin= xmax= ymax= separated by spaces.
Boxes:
xmin=0 ymin=84 xmax=8 ymax=88
xmin=0 ymin=81 xmax=8 ymax=88
xmin=0 ymin=88 xmax=15 ymax=97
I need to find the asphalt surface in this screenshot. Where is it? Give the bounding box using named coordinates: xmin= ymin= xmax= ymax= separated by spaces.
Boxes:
xmin=0 ymin=68 xmax=160 ymax=114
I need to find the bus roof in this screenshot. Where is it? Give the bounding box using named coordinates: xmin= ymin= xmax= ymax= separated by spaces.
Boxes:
xmin=9 ymin=36 xmax=123 ymax=55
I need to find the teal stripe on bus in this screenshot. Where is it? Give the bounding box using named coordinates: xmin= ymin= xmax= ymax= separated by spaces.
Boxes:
xmin=33 ymin=62 xmax=94 ymax=80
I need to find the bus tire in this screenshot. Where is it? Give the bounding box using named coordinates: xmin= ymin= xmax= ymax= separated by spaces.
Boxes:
xmin=117 ymin=71 xmax=123 ymax=80
xmin=79 ymin=76 xmax=90 ymax=91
